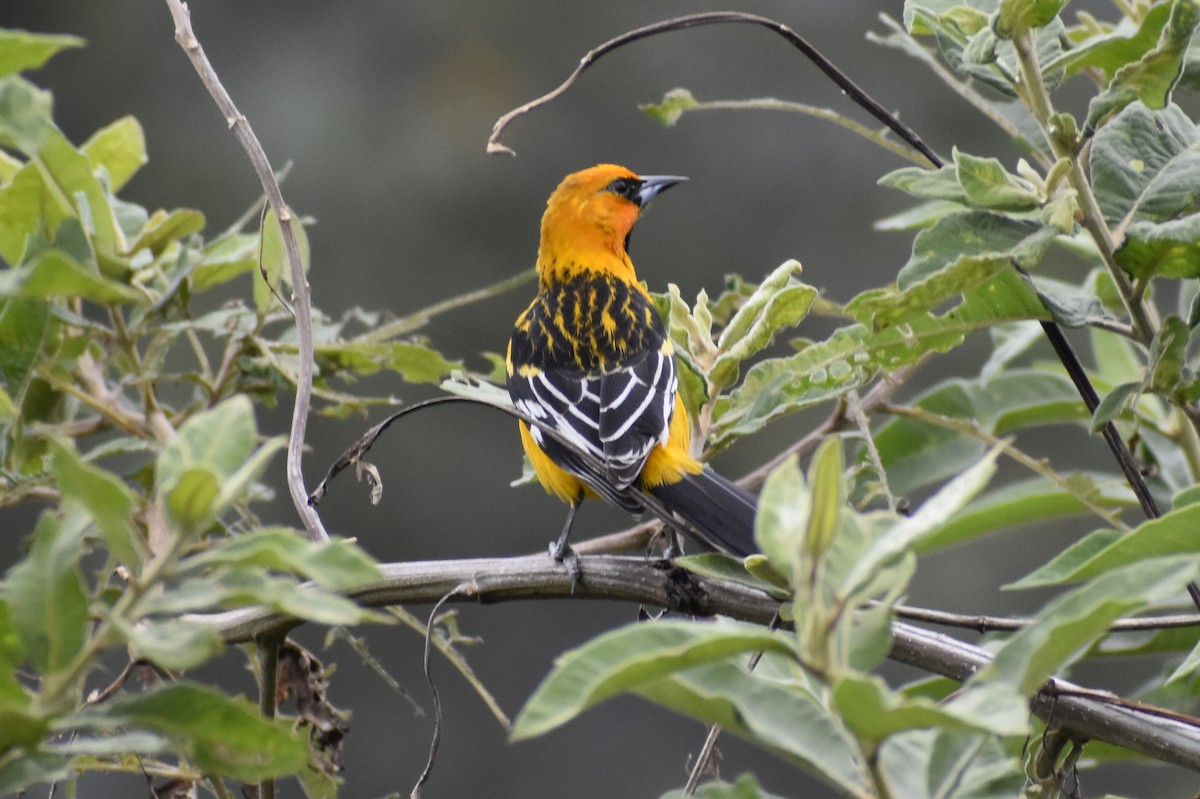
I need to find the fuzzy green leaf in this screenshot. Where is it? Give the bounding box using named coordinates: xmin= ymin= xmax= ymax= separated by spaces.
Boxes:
xmin=637 ymin=659 xmax=870 ymax=796
xmin=512 ymin=619 xmax=791 ymax=741
xmin=0 ymin=248 xmax=141 ymax=303
xmin=0 ymin=30 xmax=83 ymax=78
xmin=49 ymin=440 xmax=140 ymax=566
xmin=78 ymin=683 xmax=308 ymax=781
xmin=1011 ymin=502 xmax=1200 ymax=586
xmin=0 ymin=75 xmax=53 ymax=154
xmin=1085 ymin=0 xmax=1200 ymax=131
xmin=1090 ymin=101 xmax=1200 ymax=277
xmin=184 ymin=528 xmax=380 ymax=590
xmin=978 ymin=557 xmax=1199 ymax=695
xmin=953 ymin=149 xmax=1040 ymax=210
xmin=715 ymin=270 xmax=1046 ymax=446
xmin=640 ymin=88 xmax=699 ymax=126
xmin=916 ymin=476 xmax=1133 ymax=553
xmin=1047 ymin=2 xmax=1174 ymax=79
xmin=80 ymin=116 xmax=145 ymax=192
xmin=4 ymin=512 xmax=88 ymax=675
xmin=994 ymin=0 xmax=1067 ymax=39
xmin=711 ymin=260 xmax=814 ymax=390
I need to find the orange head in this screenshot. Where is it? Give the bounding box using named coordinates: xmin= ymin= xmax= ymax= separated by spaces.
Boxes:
xmin=536 ymin=164 xmax=686 ymax=285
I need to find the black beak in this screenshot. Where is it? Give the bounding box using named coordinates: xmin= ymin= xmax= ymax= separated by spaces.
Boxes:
xmin=635 ymin=175 xmax=687 ymax=207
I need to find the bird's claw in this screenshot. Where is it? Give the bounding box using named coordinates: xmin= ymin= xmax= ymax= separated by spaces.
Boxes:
xmin=550 ymin=540 xmax=581 ymax=592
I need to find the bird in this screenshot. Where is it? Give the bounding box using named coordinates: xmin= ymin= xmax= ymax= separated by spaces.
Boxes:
xmin=505 ymin=164 xmax=758 ymax=578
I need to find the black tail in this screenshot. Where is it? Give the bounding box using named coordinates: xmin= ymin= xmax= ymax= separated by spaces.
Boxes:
xmin=649 ymin=467 xmax=757 ymax=557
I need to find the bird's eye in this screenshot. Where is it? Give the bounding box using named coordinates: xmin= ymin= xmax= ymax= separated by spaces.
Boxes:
xmin=606 ymin=177 xmax=637 ymax=199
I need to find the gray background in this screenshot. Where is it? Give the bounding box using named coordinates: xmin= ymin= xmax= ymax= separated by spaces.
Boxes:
xmin=4 ymin=1 xmax=1194 ymax=797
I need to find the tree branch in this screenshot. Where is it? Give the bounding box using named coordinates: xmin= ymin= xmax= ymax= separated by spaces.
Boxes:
xmin=164 ymin=0 xmax=328 ymax=541
xmin=189 ymin=554 xmax=1200 ymax=773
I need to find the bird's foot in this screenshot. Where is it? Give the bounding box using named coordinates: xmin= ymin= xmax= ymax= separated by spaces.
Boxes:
xmin=550 ymin=539 xmax=581 ymax=592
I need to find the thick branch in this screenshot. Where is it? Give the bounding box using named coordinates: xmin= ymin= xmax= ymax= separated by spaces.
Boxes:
xmin=190 ymin=554 xmax=1200 ymax=772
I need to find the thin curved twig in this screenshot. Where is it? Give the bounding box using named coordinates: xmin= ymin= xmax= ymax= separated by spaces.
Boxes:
xmin=488 ymin=11 xmax=941 ymax=166
xmin=164 ymin=0 xmax=328 ymax=541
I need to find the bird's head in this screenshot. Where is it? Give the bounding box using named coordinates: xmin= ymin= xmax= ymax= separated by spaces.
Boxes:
xmin=537 ymin=164 xmax=686 ymax=283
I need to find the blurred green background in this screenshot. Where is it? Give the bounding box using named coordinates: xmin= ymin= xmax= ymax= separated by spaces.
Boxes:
xmin=5 ymin=1 xmax=1192 ymax=797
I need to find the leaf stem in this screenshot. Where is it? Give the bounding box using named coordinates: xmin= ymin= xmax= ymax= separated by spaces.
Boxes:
xmin=880 ymin=403 xmax=1130 ymax=531
xmin=1010 ymin=31 xmax=1158 ymax=345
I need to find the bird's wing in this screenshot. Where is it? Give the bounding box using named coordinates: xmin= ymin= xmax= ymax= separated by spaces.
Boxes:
xmin=596 ymin=344 xmax=676 ymax=487
xmin=509 ymin=343 xmax=675 ymax=509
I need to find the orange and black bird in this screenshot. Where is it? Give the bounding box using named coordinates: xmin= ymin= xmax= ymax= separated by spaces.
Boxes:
xmin=505 ymin=164 xmax=758 ymax=574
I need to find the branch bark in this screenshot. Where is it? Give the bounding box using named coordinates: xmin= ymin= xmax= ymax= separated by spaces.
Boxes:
xmin=190 ymin=554 xmax=1200 ymax=773
xmin=164 ymin=0 xmax=328 ymax=541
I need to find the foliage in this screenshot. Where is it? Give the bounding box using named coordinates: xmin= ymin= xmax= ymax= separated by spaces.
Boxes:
xmin=6 ymin=1 xmax=1200 ymax=797
xmin=0 ymin=26 xmax=478 ymax=797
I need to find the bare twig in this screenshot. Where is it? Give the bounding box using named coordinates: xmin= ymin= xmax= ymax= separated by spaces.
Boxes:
xmin=847 ymin=389 xmax=897 ymax=513
xmin=411 ymin=585 xmax=472 ymax=799
xmin=488 ymin=11 xmax=940 ymax=166
xmin=164 ymin=0 xmax=328 ymax=541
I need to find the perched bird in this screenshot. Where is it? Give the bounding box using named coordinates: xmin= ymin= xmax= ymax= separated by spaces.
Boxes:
xmin=505 ymin=164 xmax=757 ymax=575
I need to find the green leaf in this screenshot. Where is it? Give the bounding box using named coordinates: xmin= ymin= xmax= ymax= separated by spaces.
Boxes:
xmin=1118 ymin=214 xmax=1200 ymax=278
xmin=1010 ymin=502 xmax=1200 ymax=586
xmin=1047 ymin=2 xmax=1174 ymax=80
xmin=0 ymin=29 xmax=83 ymax=77
xmin=1149 ymin=314 xmax=1195 ymax=395
xmin=511 ymin=619 xmax=792 ymax=741
xmin=868 ymin=370 xmax=1084 ymax=498
xmin=897 ymin=211 xmax=1054 ymax=289
xmin=164 ymin=467 xmax=220 ymax=533
xmin=1090 ymin=381 xmax=1141 ymax=432
xmin=113 ymin=619 xmax=223 ymax=671
xmin=754 ymin=456 xmax=807 ymax=583
xmin=878 ymin=165 xmax=967 ymax=203
xmin=4 ymin=511 xmax=88 ymax=675
xmin=80 ymin=116 xmax=145 ymax=192
xmin=1090 ymin=101 xmax=1200 ymax=278
xmin=844 ymin=446 xmax=1002 ymax=596
xmin=193 ymin=232 xmax=257 ymax=291
xmin=711 ymin=260 xmax=814 ymax=390
xmin=49 ymin=440 xmax=140 ymax=566
xmin=714 ymin=270 xmax=1047 ymax=446
xmin=125 ymin=208 xmax=205 ymax=257
xmin=993 ymin=0 xmax=1067 ymax=40
xmin=0 ymin=752 xmax=69 ymax=796
xmin=0 ymin=298 xmax=49 ymax=401
xmin=639 ymin=659 xmax=870 ymax=796
xmin=183 ymin=528 xmax=380 ymax=590
xmin=314 ymin=339 xmax=462 ymax=385
xmin=0 ymin=75 xmax=53 ymax=154
xmin=953 ymin=149 xmax=1040 ymax=210
xmin=0 ymin=248 xmax=141 ymax=303
xmin=833 ymin=673 xmax=985 ymax=745
xmin=878 ymin=729 xmax=1023 ymax=799
xmin=875 ymin=199 xmax=966 ymax=231
xmin=848 ymin=212 xmax=1055 ymax=329
xmin=33 ymin=126 xmax=119 ymax=253
xmin=1085 ymin=0 xmax=1200 ymax=131
xmin=255 ymin=207 xmax=310 ymax=314
xmin=138 ymin=569 xmax=378 ymax=625
xmin=805 ymin=437 xmax=844 ymax=562
xmin=78 ymin=683 xmax=308 ymax=781
xmin=640 ymin=87 xmax=699 ymax=126
xmin=977 ymin=557 xmax=1199 ymax=695
xmin=915 ymin=476 xmax=1133 ymax=553
xmin=156 ymin=396 xmax=263 ymax=531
